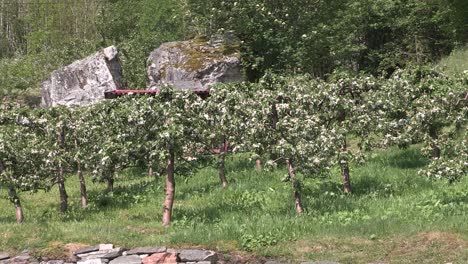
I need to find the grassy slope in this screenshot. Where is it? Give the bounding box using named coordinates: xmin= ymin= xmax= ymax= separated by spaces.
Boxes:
xmin=436 ymin=45 xmax=468 ymax=76
xmin=0 ymin=146 xmax=467 ymax=263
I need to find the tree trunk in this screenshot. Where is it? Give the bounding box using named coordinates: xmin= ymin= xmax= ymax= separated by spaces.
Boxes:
xmin=58 ymin=163 xmax=68 ymax=213
xmin=340 ymin=138 xmax=352 ymax=194
xmin=148 ymin=161 xmax=154 ymax=177
xmin=77 ymin=162 xmax=87 ymax=208
xmin=286 ymin=158 xmax=304 ymax=213
xmin=106 ymin=177 xmax=114 ymax=193
xmin=429 ymin=127 xmax=440 ymax=159
xmin=431 ymin=144 xmax=441 ymax=159
xmin=219 ymin=154 xmax=228 ymax=188
xmin=162 ymin=149 xmax=175 ymax=226
xmin=8 ymin=187 xmax=23 ymax=224
xmin=219 ymin=138 xmax=228 ymax=187
xmin=256 ymin=159 xmax=262 ymax=171
xmin=58 ymin=127 xmax=68 ymax=213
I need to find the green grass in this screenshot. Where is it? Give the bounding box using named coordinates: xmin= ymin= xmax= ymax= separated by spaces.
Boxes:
xmin=436 ymin=45 xmax=468 ymax=76
xmin=1 ymin=146 xmax=468 ymax=263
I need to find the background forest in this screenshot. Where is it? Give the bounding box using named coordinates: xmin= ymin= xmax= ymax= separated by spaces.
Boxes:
xmin=0 ymin=0 xmax=467 ymax=103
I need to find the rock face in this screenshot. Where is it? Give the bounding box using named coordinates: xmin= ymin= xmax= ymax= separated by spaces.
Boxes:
xmin=147 ymin=37 xmax=243 ymax=91
xmin=42 ymin=46 xmax=123 ymax=107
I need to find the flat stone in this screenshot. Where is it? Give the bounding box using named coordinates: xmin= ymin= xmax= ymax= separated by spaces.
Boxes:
xmin=127 ymin=247 xmax=166 ymax=255
xmin=77 ymin=259 xmax=109 ymax=264
xmin=78 ymin=248 xmax=122 ymax=260
xmin=142 ymin=253 xmax=177 ymax=264
xmin=109 ymin=255 xmax=141 ymax=264
xmin=42 ymin=261 xmax=64 ymax=264
xmin=101 ymin=250 xmax=123 ymax=260
xmin=13 ymin=255 xmax=30 ymax=261
xmin=178 ymin=250 xmax=217 ymax=264
xmin=195 ymin=262 xmax=212 ymax=264
xmin=301 ymin=262 xmax=341 ymax=264
xmin=0 ymin=253 xmax=9 ymax=261
xmin=75 ymin=246 xmax=100 ymax=255
xmin=166 ymin=249 xmax=177 ymax=255
xmin=99 ymin=245 xmax=113 ymax=251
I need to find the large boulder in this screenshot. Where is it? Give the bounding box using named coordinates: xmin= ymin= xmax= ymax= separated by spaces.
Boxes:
xmin=42 ymin=46 xmax=123 ymax=107
xmin=147 ymin=37 xmax=243 ymax=91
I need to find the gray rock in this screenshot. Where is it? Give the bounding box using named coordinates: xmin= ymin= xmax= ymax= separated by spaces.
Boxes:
xmin=0 ymin=253 xmax=9 ymax=261
xmin=147 ymin=38 xmax=243 ymax=91
xmin=178 ymin=250 xmax=217 ymax=264
xmin=13 ymin=255 xmax=30 ymax=261
xmin=109 ymin=255 xmax=141 ymax=264
xmin=166 ymin=249 xmax=178 ymax=254
xmin=195 ymin=262 xmax=212 ymax=264
xmin=265 ymin=262 xmax=288 ymax=264
xmin=75 ymin=246 xmax=100 ymax=255
xmin=77 ymin=259 xmax=109 ymax=264
xmin=78 ymin=248 xmax=122 ymax=260
xmin=126 ymin=247 xmax=166 ymax=255
xmin=99 ymin=245 xmax=113 ymax=251
xmin=301 ymin=262 xmax=341 ymax=264
xmin=42 ymin=46 xmax=123 ymax=107
xmin=40 ymin=261 xmax=64 ymax=264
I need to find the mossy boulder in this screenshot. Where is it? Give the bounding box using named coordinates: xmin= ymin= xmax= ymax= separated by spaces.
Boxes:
xmin=147 ymin=37 xmax=243 ymax=91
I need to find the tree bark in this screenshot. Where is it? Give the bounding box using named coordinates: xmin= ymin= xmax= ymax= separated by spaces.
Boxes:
xmin=219 ymin=138 xmax=228 ymax=187
xmin=162 ymin=149 xmax=175 ymax=226
xmin=77 ymin=162 xmax=87 ymax=208
xmin=57 ymin=128 xmax=68 ymax=213
xmin=256 ymin=159 xmax=262 ymax=171
xmin=340 ymin=138 xmax=352 ymax=194
xmin=58 ymin=163 xmax=68 ymax=213
xmin=286 ymin=158 xmax=304 ymax=213
xmin=106 ymin=176 xmax=114 ymax=193
xmin=219 ymin=154 xmax=228 ymax=188
xmin=148 ymin=161 xmax=154 ymax=177
xmin=8 ymin=187 xmax=23 ymax=224
xmin=431 ymin=144 xmax=441 ymax=159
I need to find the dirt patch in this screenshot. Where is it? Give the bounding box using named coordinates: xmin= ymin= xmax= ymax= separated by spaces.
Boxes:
xmin=64 ymin=242 xmax=90 ymax=255
xmin=385 ymin=231 xmax=468 ymax=263
xmin=389 ymin=231 xmax=467 ymax=256
xmin=31 ymin=241 xmax=83 ymax=260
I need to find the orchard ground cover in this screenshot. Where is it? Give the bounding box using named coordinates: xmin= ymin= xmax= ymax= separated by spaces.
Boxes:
xmin=0 ymin=147 xmax=467 ymax=264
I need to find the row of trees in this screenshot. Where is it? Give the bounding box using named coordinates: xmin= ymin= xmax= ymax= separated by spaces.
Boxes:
xmin=1 ymin=67 xmax=466 ymax=225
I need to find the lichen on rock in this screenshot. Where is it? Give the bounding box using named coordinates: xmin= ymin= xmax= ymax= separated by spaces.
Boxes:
xmin=147 ymin=36 xmax=243 ymax=91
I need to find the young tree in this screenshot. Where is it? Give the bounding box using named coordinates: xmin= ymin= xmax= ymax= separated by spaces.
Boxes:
xmin=249 ymin=74 xmax=338 ymax=213
xmin=0 ymin=103 xmax=53 ymax=222
xmin=198 ymin=83 xmax=255 ymax=187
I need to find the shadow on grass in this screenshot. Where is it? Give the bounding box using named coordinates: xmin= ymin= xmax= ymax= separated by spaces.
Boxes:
xmin=371 ymin=147 xmax=429 ymax=169
xmin=84 ymin=179 xmax=160 ymax=211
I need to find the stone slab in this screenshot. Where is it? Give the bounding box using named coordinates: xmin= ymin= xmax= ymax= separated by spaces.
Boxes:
xmin=99 ymin=245 xmax=113 ymax=251
xmin=127 ymin=247 xmax=166 ymax=255
xmin=178 ymin=250 xmax=217 ymax=263
xmin=109 ymin=255 xmax=141 ymax=264
xmin=75 ymin=246 xmax=100 ymax=255
xmin=78 ymin=248 xmax=122 ymax=260
xmin=77 ymin=259 xmax=109 ymax=264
